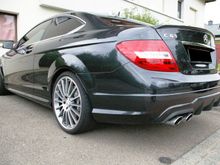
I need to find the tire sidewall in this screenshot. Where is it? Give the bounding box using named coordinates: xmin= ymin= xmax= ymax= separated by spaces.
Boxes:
xmin=52 ymin=71 xmax=92 ymax=134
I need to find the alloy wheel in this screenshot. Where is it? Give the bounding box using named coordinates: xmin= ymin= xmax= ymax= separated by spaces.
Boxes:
xmin=53 ymin=76 xmax=82 ymax=130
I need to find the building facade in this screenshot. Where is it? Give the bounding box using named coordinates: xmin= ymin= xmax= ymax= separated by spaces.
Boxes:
xmin=0 ymin=0 xmax=216 ymax=55
xmin=205 ymin=21 xmax=220 ymax=63
xmin=124 ymin=0 xmax=215 ymax=26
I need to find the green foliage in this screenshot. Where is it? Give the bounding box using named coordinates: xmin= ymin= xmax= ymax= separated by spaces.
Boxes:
xmin=122 ymin=7 xmax=159 ymax=25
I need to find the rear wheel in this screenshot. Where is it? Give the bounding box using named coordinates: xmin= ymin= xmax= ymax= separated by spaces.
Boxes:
xmin=0 ymin=70 xmax=9 ymax=95
xmin=52 ymin=71 xmax=95 ymax=134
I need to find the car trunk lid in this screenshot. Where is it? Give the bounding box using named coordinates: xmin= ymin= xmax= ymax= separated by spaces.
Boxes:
xmin=155 ymin=25 xmax=217 ymax=75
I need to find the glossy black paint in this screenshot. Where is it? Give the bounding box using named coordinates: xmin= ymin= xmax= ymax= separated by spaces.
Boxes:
xmin=1 ymin=12 xmax=220 ymax=124
xmin=156 ymin=25 xmax=217 ymax=75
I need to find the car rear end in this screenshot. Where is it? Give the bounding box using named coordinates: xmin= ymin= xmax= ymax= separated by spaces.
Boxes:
xmin=114 ymin=25 xmax=220 ymax=125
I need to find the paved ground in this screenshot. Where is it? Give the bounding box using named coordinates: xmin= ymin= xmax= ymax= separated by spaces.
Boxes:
xmin=1 ymin=95 xmax=220 ymax=165
xmin=172 ymin=129 xmax=220 ymax=165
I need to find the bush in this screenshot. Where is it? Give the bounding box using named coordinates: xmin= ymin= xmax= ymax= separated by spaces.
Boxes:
xmin=122 ymin=7 xmax=159 ymax=25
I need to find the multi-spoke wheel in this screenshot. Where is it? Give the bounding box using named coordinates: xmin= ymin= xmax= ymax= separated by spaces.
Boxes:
xmin=52 ymin=71 xmax=95 ymax=134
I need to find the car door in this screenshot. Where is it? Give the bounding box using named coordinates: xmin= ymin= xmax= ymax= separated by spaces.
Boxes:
xmin=33 ymin=16 xmax=85 ymax=103
xmin=2 ymin=19 xmax=52 ymax=98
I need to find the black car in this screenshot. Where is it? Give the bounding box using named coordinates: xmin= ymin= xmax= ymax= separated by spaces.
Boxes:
xmin=1 ymin=11 xmax=220 ymax=134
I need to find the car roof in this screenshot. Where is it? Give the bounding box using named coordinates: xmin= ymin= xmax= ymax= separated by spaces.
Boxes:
xmin=52 ymin=11 xmax=152 ymax=27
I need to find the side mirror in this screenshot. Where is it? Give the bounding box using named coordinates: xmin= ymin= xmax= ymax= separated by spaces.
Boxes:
xmin=2 ymin=40 xmax=14 ymax=49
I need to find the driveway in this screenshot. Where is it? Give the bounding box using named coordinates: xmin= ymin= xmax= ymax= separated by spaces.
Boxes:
xmin=1 ymin=95 xmax=220 ymax=165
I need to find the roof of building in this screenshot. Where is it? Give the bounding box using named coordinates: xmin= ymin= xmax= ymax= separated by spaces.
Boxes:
xmin=205 ymin=23 xmax=220 ymax=36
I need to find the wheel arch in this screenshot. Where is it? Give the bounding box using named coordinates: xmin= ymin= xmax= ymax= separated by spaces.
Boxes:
xmin=48 ymin=54 xmax=94 ymax=97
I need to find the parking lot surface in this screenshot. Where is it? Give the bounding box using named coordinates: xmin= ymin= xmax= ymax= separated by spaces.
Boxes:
xmin=1 ymin=95 xmax=220 ymax=165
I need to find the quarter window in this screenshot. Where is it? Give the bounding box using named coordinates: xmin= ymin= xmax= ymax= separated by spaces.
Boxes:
xmin=43 ymin=17 xmax=84 ymax=39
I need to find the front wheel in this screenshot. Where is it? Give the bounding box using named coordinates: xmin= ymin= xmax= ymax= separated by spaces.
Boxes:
xmin=52 ymin=71 xmax=95 ymax=134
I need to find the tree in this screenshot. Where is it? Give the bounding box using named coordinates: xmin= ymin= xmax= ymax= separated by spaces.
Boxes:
xmin=122 ymin=7 xmax=159 ymax=25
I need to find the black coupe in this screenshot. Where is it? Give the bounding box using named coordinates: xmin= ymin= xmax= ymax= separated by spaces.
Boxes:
xmin=1 ymin=12 xmax=220 ymax=134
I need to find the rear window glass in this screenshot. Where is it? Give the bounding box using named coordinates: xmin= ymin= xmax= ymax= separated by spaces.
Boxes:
xmin=98 ymin=17 xmax=141 ymax=27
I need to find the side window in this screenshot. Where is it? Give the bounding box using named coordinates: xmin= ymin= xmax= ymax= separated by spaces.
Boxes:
xmin=43 ymin=16 xmax=83 ymax=39
xmin=18 ymin=19 xmax=52 ymax=47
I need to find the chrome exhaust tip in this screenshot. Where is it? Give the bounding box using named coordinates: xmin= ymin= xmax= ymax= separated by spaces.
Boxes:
xmin=184 ymin=113 xmax=193 ymax=122
xmin=165 ymin=116 xmax=183 ymax=126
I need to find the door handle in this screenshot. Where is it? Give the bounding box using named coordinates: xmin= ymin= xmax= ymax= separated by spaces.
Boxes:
xmin=17 ymin=48 xmax=26 ymax=55
xmin=25 ymin=45 xmax=33 ymax=54
xmin=16 ymin=45 xmax=33 ymax=55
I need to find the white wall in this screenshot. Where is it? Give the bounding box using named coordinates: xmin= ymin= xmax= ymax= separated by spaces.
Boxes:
xmin=131 ymin=0 xmax=206 ymax=27
xmin=124 ymin=0 xmax=183 ymax=25
xmin=39 ymin=0 xmax=132 ymax=16
xmin=40 ymin=0 xmax=206 ymax=27
xmin=0 ymin=0 xmax=208 ymax=55
xmin=163 ymin=0 xmax=178 ymax=18
xmin=0 ymin=0 xmax=207 ymax=46
xmin=131 ymin=0 xmax=164 ymax=12
xmin=0 ymin=0 xmax=63 ymax=39
xmin=0 ymin=0 xmax=207 ymax=39
xmin=0 ymin=0 xmax=64 ymax=55
xmin=183 ymin=0 xmax=205 ymax=27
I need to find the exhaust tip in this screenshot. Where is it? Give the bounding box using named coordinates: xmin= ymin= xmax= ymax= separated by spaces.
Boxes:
xmin=185 ymin=113 xmax=193 ymax=122
xmin=165 ymin=116 xmax=183 ymax=126
xmin=174 ymin=116 xmax=183 ymax=125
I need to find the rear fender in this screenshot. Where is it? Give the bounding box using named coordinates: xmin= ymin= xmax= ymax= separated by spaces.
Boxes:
xmin=48 ymin=54 xmax=94 ymax=94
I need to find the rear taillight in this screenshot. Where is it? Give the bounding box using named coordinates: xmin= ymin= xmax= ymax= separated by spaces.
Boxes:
xmin=116 ymin=40 xmax=179 ymax=72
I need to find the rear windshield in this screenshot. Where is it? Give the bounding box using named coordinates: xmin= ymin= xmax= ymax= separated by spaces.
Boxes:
xmin=98 ymin=17 xmax=142 ymax=27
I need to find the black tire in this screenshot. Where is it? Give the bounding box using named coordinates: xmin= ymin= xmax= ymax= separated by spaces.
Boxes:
xmin=0 ymin=70 xmax=9 ymax=95
xmin=52 ymin=71 xmax=95 ymax=134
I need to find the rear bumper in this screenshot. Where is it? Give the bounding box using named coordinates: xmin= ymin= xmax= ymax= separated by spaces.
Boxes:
xmin=92 ymin=85 xmax=220 ymax=124
xmin=156 ymin=90 xmax=220 ymax=123
xmin=90 ymin=62 xmax=220 ymax=124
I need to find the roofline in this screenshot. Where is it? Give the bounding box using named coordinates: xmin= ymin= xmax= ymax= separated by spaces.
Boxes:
xmin=205 ymin=24 xmax=220 ymax=26
xmin=51 ymin=11 xmax=152 ymax=27
xmin=205 ymin=0 xmax=216 ymax=3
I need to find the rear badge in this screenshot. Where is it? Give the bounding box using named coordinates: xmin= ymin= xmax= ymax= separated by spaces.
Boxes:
xmin=163 ymin=33 xmax=177 ymax=39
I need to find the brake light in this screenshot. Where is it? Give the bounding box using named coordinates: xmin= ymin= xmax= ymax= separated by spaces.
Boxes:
xmin=116 ymin=40 xmax=179 ymax=72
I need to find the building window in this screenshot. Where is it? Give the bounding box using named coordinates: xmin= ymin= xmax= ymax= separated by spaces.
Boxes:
xmin=0 ymin=13 xmax=17 ymax=41
xmin=177 ymin=0 xmax=183 ymax=19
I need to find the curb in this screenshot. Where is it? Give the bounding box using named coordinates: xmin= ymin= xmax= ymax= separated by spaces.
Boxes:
xmin=172 ymin=129 xmax=220 ymax=165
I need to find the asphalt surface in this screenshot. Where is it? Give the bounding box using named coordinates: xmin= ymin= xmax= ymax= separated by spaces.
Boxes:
xmin=172 ymin=129 xmax=220 ymax=165
xmin=1 ymin=95 xmax=220 ymax=165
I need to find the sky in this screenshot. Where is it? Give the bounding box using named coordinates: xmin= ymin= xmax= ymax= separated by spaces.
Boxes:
xmin=205 ymin=0 xmax=220 ymax=24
